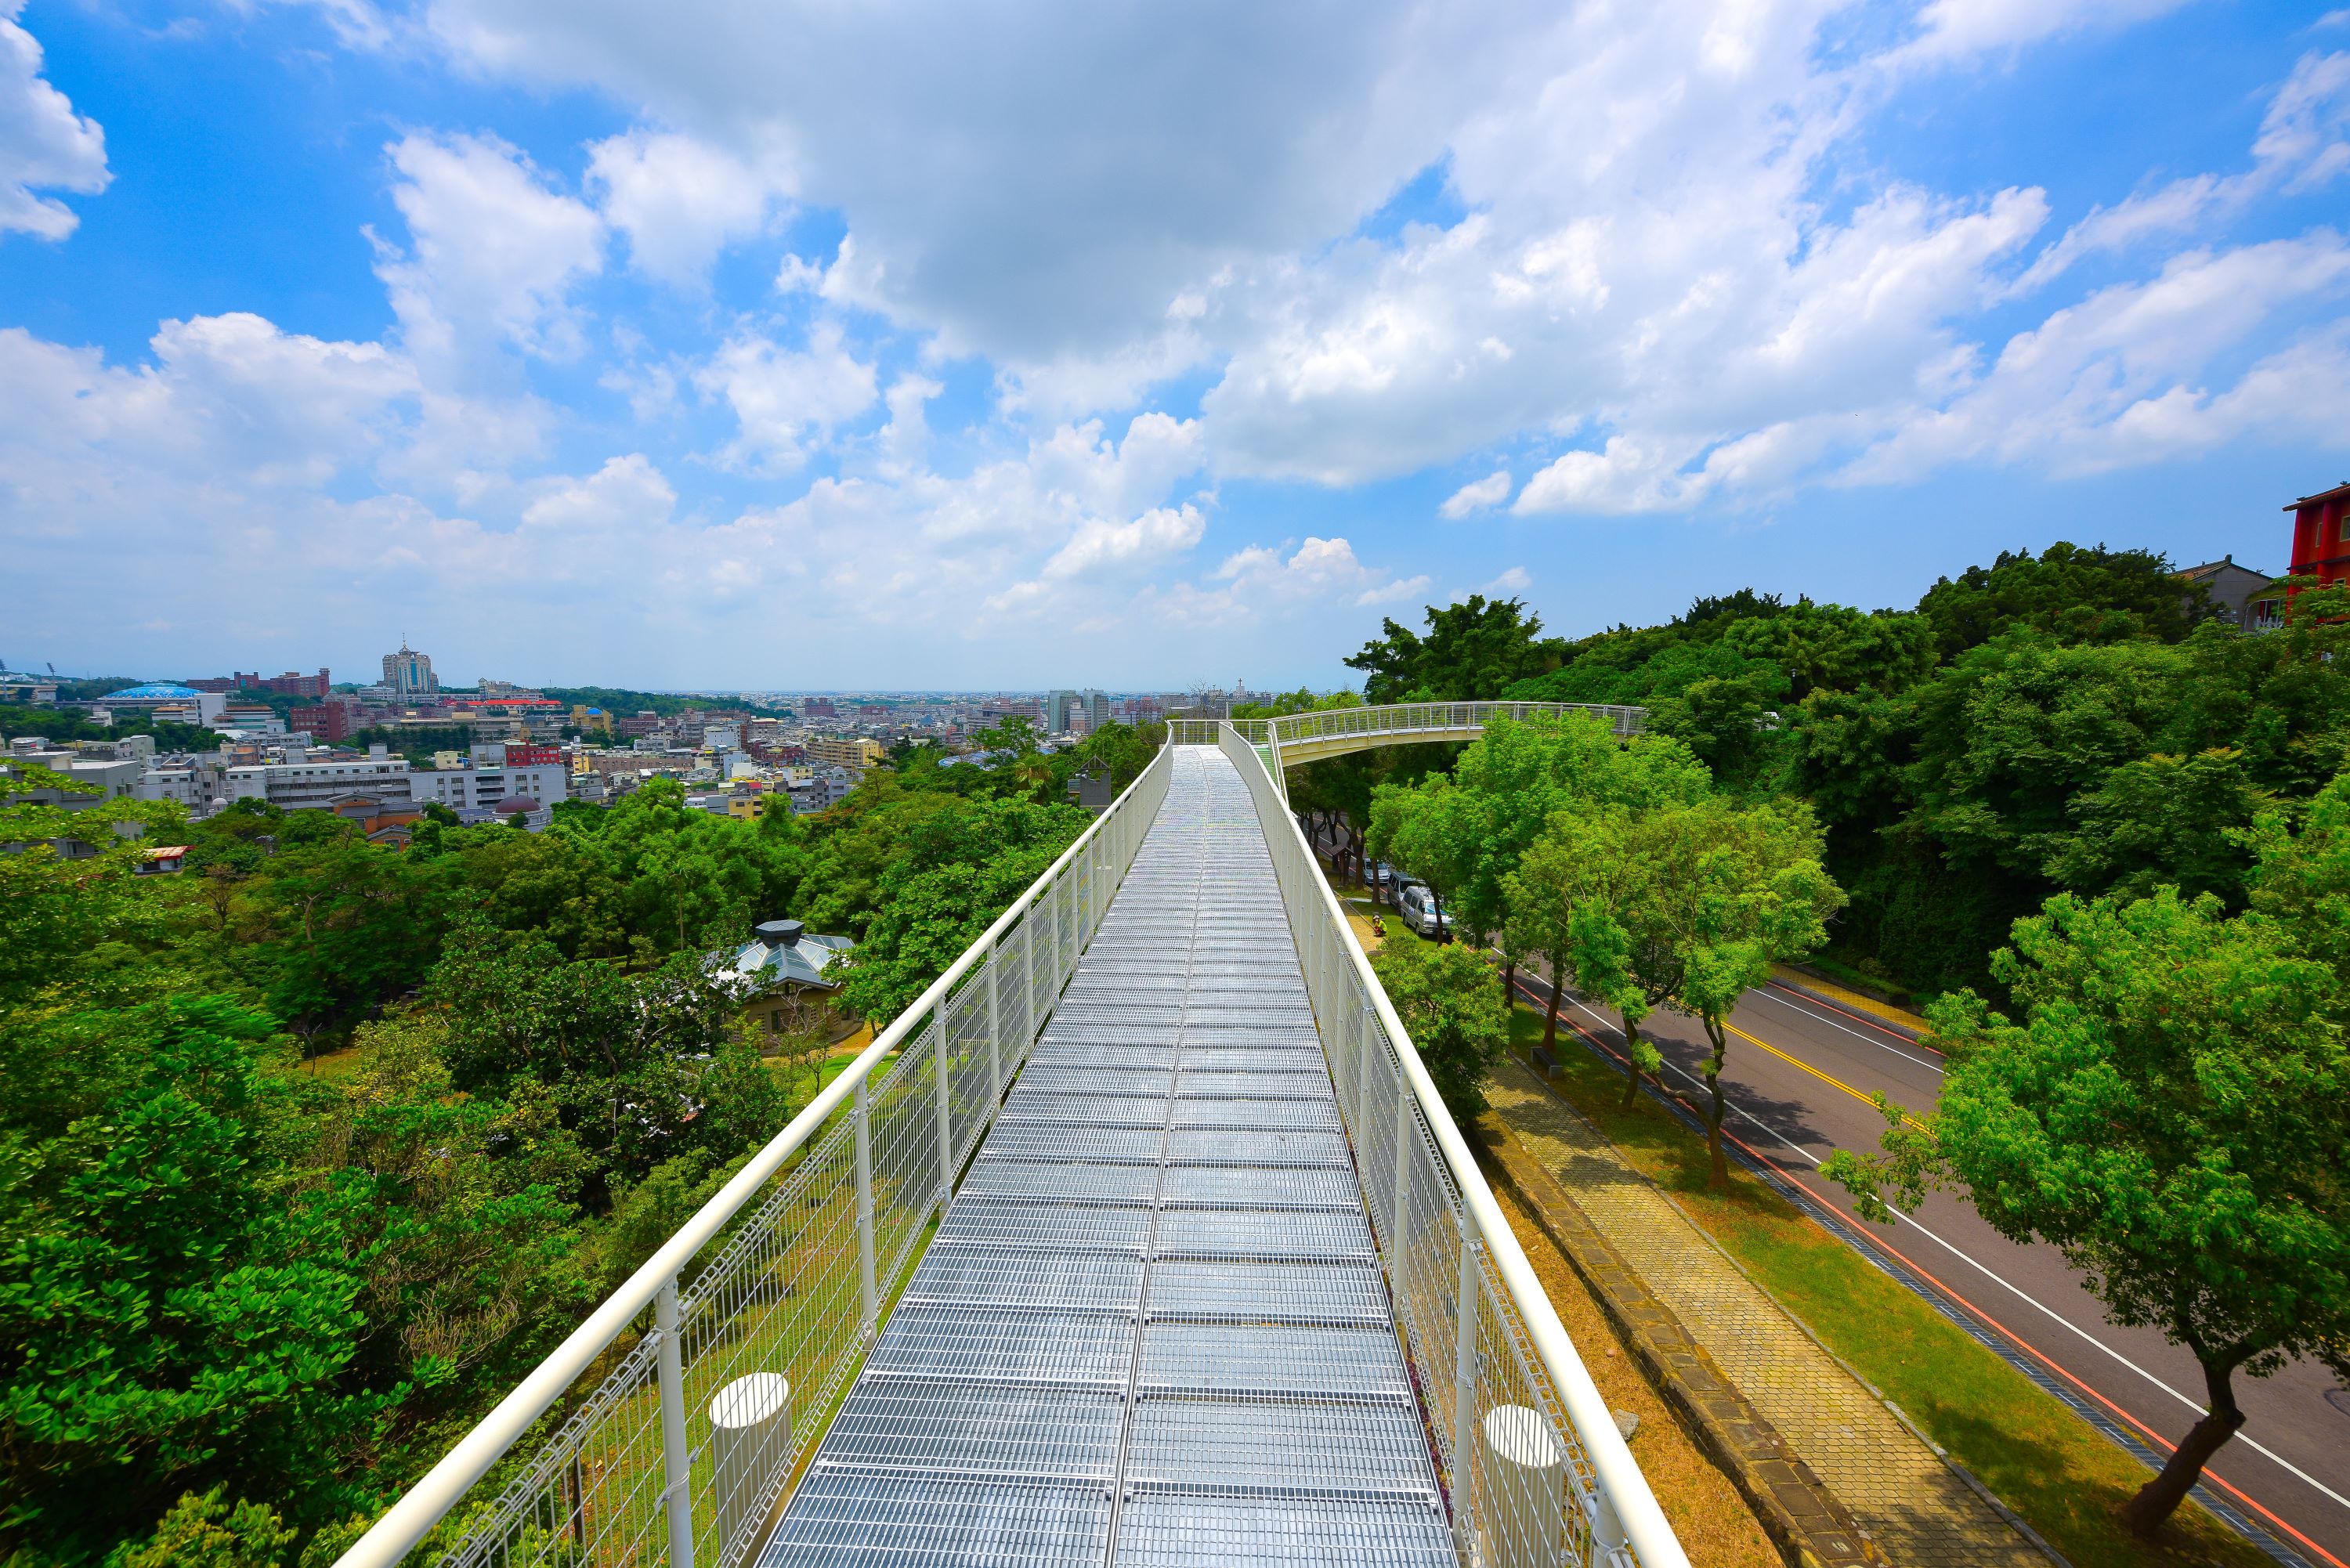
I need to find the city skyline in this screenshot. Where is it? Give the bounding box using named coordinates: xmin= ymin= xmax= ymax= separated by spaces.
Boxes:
xmin=2 ymin=2 xmax=2346 ymax=688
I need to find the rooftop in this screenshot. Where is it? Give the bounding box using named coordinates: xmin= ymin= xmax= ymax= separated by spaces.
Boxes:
xmin=103 ymin=681 xmax=208 ymax=700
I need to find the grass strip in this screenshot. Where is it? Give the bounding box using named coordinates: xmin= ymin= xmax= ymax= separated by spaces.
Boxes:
xmin=1502 ymin=1007 xmax=2275 ymax=1568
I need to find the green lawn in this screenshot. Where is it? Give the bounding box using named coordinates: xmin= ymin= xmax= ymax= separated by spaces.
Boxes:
xmin=1500 ymin=1007 xmax=2276 ymax=1568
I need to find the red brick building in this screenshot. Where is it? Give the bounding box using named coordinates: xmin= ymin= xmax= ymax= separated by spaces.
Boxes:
xmin=504 ymin=743 xmax=562 ymax=767
xmin=2286 ymin=480 xmax=2350 ymax=592
xmin=291 ymin=702 xmax=352 ymax=742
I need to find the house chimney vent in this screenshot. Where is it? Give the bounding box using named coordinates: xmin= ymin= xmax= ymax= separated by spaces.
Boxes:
xmin=755 ymin=919 xmax=804 ymax=948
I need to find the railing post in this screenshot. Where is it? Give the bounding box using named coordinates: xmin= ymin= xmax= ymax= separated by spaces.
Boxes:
xmin=1452 ymin=1215 xmax=1482 ymax=1529
xmin=1388 ymin=1054 xmax=1413 ymax=1262
xmin=656 ymin=1277 xmax=695 ymax=1568
xmin=933 ymin=1003 xmax=953 ymax=1215
xmin=985 ymin=935 xmax=1003 ymax=1104
xmin=855 ymin=1077 xmax=877 ymax=1335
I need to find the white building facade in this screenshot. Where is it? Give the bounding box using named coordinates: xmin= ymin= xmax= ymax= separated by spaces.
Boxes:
xmin=226 ymin=756 xmax=412 ymax=810
xmin=407 ymin=762 xmax=569 ymax=813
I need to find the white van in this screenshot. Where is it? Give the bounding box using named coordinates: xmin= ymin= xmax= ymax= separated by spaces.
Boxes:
xmin=1396 ymin=882 xmax=1454 ymax=941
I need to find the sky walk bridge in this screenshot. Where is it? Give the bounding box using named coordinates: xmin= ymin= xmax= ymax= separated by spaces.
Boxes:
xmin=338 ymin=708 xmax=1679 ymax=1568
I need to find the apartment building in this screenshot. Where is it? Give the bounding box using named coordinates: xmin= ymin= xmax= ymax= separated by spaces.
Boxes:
xmin=806 ymin=735 xmax=884 ymax=771
xmin=226 ymin=753 xmax=413 ymax=810
xmin=408 ymin=762 xmax=569 ymax=812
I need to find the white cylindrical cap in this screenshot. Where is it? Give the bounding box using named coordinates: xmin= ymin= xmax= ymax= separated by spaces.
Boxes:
xmin=709 ymin=1374 xmax=791 ymax=1566
xmin=1484 ymin=1404 xmax=1567 ymax=1568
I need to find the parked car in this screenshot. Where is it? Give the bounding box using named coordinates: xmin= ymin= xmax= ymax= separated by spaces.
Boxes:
xmin=1372 ymin=862 xmax=1397 ymax=890
xmin=1396 ymin=881 xmax=1454 ymax=941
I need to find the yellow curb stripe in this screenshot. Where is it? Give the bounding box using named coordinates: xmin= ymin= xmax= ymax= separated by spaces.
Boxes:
xmin=1724 ymin=1022 xmax=1929 ymax=1133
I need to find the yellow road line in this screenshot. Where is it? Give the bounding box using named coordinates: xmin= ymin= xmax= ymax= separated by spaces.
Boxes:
xmin=1725 ymin=1022 xmax=1930 ymax=1133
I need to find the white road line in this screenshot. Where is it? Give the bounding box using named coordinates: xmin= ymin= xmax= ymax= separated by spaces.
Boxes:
xmin=1748 ymin=985 xmax=1945 ymax=1075
xmin=1629 ymin=1042 xmax=2350 ymax=1518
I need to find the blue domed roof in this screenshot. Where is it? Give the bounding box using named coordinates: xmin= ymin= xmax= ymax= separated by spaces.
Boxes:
xmin=106 ymin=681 xmax=207 ymax=699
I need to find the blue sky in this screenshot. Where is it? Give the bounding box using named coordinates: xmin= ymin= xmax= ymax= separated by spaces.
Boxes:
xmin=2 ymin=0 xmax=2346 ymax=691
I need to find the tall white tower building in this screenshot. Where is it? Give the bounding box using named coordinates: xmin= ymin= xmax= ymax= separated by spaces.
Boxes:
xmin=381 ymin=640 xmax=438 ymax=698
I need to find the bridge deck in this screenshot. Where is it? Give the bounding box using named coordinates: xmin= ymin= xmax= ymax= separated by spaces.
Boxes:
xmin=761 ymin=749 xmax=1451 ymax=1566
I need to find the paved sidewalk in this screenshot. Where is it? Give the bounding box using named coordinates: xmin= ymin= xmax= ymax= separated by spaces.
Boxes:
xmin=1487 ymin=1059 xmax=2052 ymax=1568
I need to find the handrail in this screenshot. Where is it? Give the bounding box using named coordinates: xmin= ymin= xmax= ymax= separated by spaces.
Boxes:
xmin=338 ymin=743 xmax=1175 ymax=1568
xmin=1266 ymin=699 xmax=1644 ymax=756
xmin=1218 ymin=722 xmax=1687 ymax=1568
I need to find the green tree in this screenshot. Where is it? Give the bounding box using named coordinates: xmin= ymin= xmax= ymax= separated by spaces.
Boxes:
xmin=110 ymin=1487 xmax=296 ymax=1568
xmin=1367 ymin=938 xmax=1511 ymax=1118
xmin=0 ymin=999 xmax=381 ymax=1559
xmin=1825 ymin=873 xmax=2349 ymax=1536
xmin=1914 ymin=540 xmax=2212 ymax=660
xmin=837 ymin=797 xmax=1090 ymax=1021
xmin=1345 ymin=594 xmax=1566 ymax=703
xmin=1625 ymin=797 xmax=1842 ymax=1184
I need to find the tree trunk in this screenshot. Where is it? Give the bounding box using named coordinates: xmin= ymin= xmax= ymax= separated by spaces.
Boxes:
xmin=1501 ymin=957 xmax=1517 ymax=1009
xmin=1542 ymin=959 xmax=1563 ymax=1052
xmin=1619 ymin=1013 xmax=1644 ymax=1109
xmin=1703 ymin=1016 xmax=1730 ymax=1189
xmin=2119 ymin=1360 xmax=2247 ymax=1537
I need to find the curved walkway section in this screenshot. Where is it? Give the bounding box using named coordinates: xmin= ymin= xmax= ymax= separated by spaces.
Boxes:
xmin=761 ymin=748 xmax=1451 ymax=1566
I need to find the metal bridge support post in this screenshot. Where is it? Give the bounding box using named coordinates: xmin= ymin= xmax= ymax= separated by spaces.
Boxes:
xmin=1451 ymin=1216 xmax=1483 ymax=1531
xmin=656 ymin=1277 xmax=695 ymax=1568
xmin=1388 ymin=1055 xmax=1413 ymax=1263
xmin=854 ymin=1078 xmax=877 ymax=1336
xmin=985 ymin=937 xmax=1003 ymax=1106
xmin=933 ymin=1003 xmax=953 ymax=1216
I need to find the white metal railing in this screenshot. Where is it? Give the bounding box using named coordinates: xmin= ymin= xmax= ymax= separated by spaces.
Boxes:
xmin=1267 ymin=700 xmax=1644 ymax=761
xmin=337 ymin=742 xmax=1175 ymax=1568
xmin=1214 ymin=724 xmax=1687 ymax=1568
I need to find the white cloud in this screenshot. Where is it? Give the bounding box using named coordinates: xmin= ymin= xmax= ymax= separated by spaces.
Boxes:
xmin=374 ymin=132 xmax=606 ymax=373
xmin=2255 ymin=49 xmax=2350 ymax=193
xmin=1482 ymin=565 xmax=1533 ymax=594
xmin=0 ymin=0 xmax=107 ymax=239
xmin=1850 ymin=235 xmax=2350 ymax=481
xmin=694 ymin=320 xmax=880 ymax=472
xmin=587 ymin=128 xmax=792 ymax=287
xmin=2011 ymin=51 xmax=2350 ymax=293
xmin=1884 ymin=0 xmax=2194 ymax=69
xmin=1440 ymin=469 xmax=1512 ymax=518
xmin=1165 ymin=535 xmax=1433 ymax=624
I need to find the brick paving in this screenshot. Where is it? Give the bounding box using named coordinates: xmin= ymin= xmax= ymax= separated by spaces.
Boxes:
xmin=1487 ymin=1060 xmax=2051 ymax=1568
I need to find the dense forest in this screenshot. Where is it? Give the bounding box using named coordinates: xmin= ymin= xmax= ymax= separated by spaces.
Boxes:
xmin=0 ymin=717 xmax=1150 ymax=1564
xmin=1329 ymin=544 xmax=2350 ymax=1001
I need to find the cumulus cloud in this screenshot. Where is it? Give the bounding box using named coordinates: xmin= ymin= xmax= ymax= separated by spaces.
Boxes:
xmin=1162 ymin=536 xmax=1432 ymax=624
xmin=694 ymin=320 xmax=880 ymax=472
xmin=0 ymin=0 xmax=107 ymax=239
xmin=1440 ymin=470 xmax=1512 ymax=518
xmin=587 ymin=128 xmax=793 ymax=287
xmin=374 ymin=132 xmax=606 ymax=372
xmin=1849 ymin=235 xmax=2350 ymax=481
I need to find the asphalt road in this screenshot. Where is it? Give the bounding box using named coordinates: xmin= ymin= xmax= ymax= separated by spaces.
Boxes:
xmin=1539 ymin=975 xmax=2350 ymax=1566
xmin=1302 ymin=821 xmax=2348 ymax=1563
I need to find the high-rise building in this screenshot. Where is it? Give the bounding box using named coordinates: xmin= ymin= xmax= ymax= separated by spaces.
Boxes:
xmin=1083 ymin=689 xmax=1110 ymax=730
xmin=381 ymin=641 xmax=438 ymax=698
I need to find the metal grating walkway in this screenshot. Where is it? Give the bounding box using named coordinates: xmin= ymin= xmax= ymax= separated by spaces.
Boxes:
xmin=762 ymin=749 xmax=1452 ymax=1566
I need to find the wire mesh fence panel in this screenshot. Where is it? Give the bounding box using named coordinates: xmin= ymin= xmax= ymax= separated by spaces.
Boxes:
xmin=349 ymin=746 xmax=1175 ymax=1568
xmin=1218 ymin=722 xmax=1677 ymax=1568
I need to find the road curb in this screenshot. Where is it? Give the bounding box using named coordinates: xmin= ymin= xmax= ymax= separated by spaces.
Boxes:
xmin=1472 ymin=1108 xmax=1882 ymax=1568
